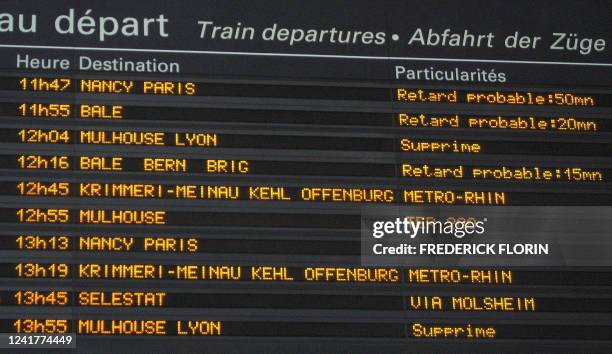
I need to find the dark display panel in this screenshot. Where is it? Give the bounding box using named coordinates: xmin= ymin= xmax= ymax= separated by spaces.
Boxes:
xmin=0 ymin=0 xmax=610 ymax=353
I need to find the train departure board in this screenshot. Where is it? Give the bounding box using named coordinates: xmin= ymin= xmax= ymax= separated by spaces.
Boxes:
xmin=0 ymin=0 xmax=611 ymax=353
